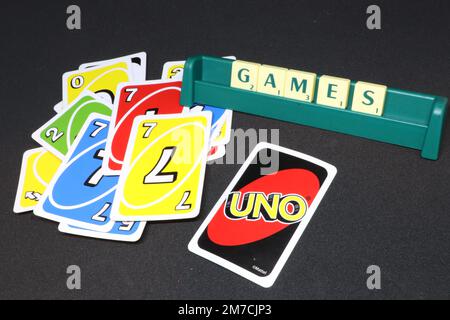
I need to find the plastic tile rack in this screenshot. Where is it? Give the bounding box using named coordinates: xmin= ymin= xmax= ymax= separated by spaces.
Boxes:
xmin=180 ymin=55 xmax=448 ymax=160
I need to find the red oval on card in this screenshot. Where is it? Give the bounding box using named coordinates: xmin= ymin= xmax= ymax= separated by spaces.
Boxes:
xmin=207 ymin=169 xmax=320 ymax=246
xmin=109 ymin=82 xmax=184 ymax=171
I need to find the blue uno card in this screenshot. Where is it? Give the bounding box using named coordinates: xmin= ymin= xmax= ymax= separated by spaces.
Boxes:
xmin=58 ymin=220 xmax=146 ymax=242
xmin=34 ymin=114 xmax=118 ymax=232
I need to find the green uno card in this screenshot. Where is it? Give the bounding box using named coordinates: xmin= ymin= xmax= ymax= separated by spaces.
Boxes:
xmin=32 ymin=93 xmax=112 ymax=158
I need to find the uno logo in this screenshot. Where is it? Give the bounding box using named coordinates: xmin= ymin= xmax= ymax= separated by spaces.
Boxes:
xmin=207 ymin=168 xmax=321 ymax=246
xmin=224 ymin=192 xmax=308 ymax=224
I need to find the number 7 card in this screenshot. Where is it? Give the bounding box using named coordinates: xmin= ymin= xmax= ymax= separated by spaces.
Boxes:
xmin=32 ymin=93 xmax=112 ymax=158
xmin=34 ymin=114 xmax=119 ymax=231
xmin=110 ymin=112 xmax=212 ymax=221
xmin=103 ymin=80 xmax=185 ymax=174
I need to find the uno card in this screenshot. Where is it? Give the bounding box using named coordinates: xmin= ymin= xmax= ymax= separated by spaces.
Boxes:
xmin=62 ymin=60 xmax=133 ymax=106
xmin=34 ymin=114 xmax=118 ymax=231
xmin=111 ymin=112 xmax=212 ymax=221
xmin=185 ymin=105 xmax=232 ymax=147
xmin=103 ymin=79 xmax=185 ymax=173
xmin=210 ymin=109 xmax=232 ymax=146
xmin=54 ymin=101 xmax=64 ymax=113
xmin=161 ymin=60 xmax=185 ymax=81
xmin=58 ymin=220 xmax=146 ymax=242
xmin=161 ymin=60 xmax=234 ymax=147
xmin=32 ymin=93 xmax=112 ymax=158
xmin=207 ymin=144 xmax=226 ymax=161
xmin=79 ymin=52 xmax=147 ymax=82
xmin=188 ymin=142 xmax=337 ymax=288
xmin=161 ymin=56 xmax=236 ymax=81
xmin=13 ymin=148 xmax=62 ymax=213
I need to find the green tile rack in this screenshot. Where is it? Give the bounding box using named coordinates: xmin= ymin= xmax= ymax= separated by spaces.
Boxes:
xmin=180 ymin=55 xmax=448 ymax=160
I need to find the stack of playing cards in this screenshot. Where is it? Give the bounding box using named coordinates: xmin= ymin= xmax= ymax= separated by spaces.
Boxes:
xmin=13 ymin=52 xmax=233 ymax=242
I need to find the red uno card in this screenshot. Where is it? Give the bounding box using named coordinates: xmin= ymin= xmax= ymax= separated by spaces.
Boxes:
xmin=103 ymin=80 xmax=185 ymax=173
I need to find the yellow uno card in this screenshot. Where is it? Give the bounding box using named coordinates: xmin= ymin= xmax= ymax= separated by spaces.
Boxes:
xmin=111 ymin=112 xmax=212 ymax=221
xmin=13 ymin=148 xmax=62 ymax=213
xmin=62 ymin=61 xmax=133 ymax=105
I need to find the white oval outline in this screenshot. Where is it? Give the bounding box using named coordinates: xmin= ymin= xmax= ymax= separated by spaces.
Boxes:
xmin=32 ymin=150 xmax=50 ymax=187
xmin=48 ymin=139 xmax=116 ymax=210
xmin=66 ymin=100 xmax=107 ymax=147
xmin=121 ymin=121 xmax=206 ymax=210
xmin=109 ymin=86 xmax=181 ymax=164
xmin=67 ymin=66 xmax=129 ymax=103
xmin=78 ymin=67 xmax=129 ymax=93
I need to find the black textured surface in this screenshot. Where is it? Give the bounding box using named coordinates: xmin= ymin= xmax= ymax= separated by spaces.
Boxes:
xmin=0 ymin=0 xmax=449 ymax=299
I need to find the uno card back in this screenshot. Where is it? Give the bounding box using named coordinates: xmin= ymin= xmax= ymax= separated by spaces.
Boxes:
xmin=189 ymin=143 xmax=337 ymax=288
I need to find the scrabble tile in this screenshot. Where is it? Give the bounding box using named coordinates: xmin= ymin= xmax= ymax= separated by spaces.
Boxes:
xmin=230 ymin=60 xmax=261 ymax=91
xmin=257 ymin=65 xmax=288 ymax=96
xmin=351 ymin=81 xmax=387 ymax=116
xmin=316 ymin=75 xmax=351 ymax=109
xmin=284 ymin=69 xmax=317 ymax=102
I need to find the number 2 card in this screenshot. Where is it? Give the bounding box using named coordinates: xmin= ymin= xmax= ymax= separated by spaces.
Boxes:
xmin=111 ymin=112 xmax=212 ymax=221
xmin=32 ymin=93 xmax=112 ymax=158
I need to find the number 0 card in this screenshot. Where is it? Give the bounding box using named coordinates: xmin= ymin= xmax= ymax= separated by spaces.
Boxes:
xmin=62 ymin=61 xmax=133 ymax=106
xmin=111 ymin=112 xmax=212 ymax=221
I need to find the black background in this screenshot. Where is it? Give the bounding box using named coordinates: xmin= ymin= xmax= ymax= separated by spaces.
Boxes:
xmin=0 ymin=0 xmax=449 ymax=299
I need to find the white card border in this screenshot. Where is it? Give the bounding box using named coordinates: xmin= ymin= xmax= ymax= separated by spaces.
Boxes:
xmin=79 ymin=52 xmax=147 ymax=82
xmin=110 ymin=111 xmax=212 ymax=222
xmin=62 ymin=59 xmax=133 ymax=107
xmin=31 ymin=92 xmax=112 ymax=159
xmin=58 ymin=221 xmax=146 ymax=242
xmin=33 ymin=113 xmax=117 ymax=232
xmin=102 ymin=79 xmax=184 ymax=175
xmin=13 ymin=147 xmax=48 ymax=213
xmin=188 ymin=142 xmax=337 ymax=288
